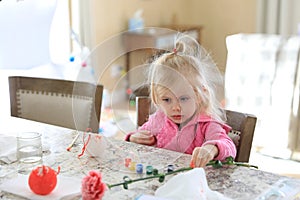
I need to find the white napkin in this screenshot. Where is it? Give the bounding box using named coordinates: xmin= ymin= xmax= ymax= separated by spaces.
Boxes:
xmin=0 ymin=134 xmax=17 ymax=164
xmin=0 ymin=174 xmax=81 ymax=200
xmin=154 ymin=168 xmax=232 ymax=200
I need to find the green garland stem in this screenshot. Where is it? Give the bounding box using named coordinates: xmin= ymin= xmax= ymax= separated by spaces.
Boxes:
xmin=107 ymin=156 xmax=258 ymax=190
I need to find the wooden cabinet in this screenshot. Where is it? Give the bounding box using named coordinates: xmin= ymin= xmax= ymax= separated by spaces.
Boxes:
xmin=161 ymin=24 xmax=203 ymax=44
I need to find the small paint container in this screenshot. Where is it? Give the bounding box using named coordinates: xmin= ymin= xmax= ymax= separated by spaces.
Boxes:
xmin=136 ymin=163 xmax=143 ymax=174
xmin=129 ymin=161 xmax=136 ymax=171
xmin=125 ymin=158 xmax=131 ymax=167
xmin=167 ymin=164 xmax=174 ymax=173
xmin=146 ymin=165 xmax=153 ymax=175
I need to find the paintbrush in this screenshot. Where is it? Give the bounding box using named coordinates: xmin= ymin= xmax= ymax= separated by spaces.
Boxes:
xmin=66 ymin=131 xmax=80 ymax=151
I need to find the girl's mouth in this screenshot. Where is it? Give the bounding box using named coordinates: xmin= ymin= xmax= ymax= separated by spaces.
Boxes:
xmin=172 ymin=115 xmax=182 ymax=121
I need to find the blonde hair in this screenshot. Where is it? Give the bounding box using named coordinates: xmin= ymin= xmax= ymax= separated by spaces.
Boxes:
xmin=147 ymin=34 xmax=226 ymax=122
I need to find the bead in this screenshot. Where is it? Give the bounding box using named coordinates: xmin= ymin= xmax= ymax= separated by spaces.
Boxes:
xmin=81 ymin=61 xmax=87 ymax=67
xmin=69 ymin=56 xmax=75 ymax=62
xmin=126 ymin=88 xmax=132 ymax=95
xmin=129 ymin=100 xmax=135 ymax=106
xmin=146 ymin=165 xmax=153 ymax=175
xmin=136 ymin=163 xmax=143 ymax=174
xmin=98 ymin=127 xmax=104 ymax=133
xmin=153 ymin=168 xmax=158 ymax=175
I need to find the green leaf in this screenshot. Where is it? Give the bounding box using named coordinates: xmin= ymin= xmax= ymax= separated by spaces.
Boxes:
xmin=158 ymin=175 xmax=165 ymax=183
xmin=225 ymin=156 xmax=234 ymax=164
xmin=213 ymin=160 xmax=223 ymax=168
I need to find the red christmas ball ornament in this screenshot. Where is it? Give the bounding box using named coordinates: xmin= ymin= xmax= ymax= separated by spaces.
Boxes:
xmin=28 ymin=165 xmax=60 ymax=195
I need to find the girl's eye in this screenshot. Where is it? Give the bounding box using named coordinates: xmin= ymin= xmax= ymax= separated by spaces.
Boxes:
xmin=162 ymin=98 xmax=171 ymax=103
xmin=179 ymin=96 xmax=190 ymax=102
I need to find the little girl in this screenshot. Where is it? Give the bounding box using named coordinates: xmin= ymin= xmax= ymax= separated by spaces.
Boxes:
xmin=125 ymin=34 xmax=236 ymax=168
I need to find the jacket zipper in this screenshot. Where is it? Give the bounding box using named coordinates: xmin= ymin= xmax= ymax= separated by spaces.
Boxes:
xmin=176 ymin=123 xmax=198 ymax=152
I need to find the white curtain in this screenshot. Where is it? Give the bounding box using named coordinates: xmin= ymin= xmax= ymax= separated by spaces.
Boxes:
xmin=225 ymin=34 xmax=300 ymax=161
xmin=289 ymin=54 xmax=300 ymax=160
xmin=240 ymin=0 xmax=300 ymax=160
xmin=257 ymin=0 xmax=300 ymax=35
xmin=78 ymin=1 xmax=94 ymax=50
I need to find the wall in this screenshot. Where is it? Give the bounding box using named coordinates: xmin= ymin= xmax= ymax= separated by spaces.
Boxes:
xmin=85 ymin=0 xmax=257 ymax=89
xmin=187 ymin=0 xmax=257 ymax=72
xmin=89 ymin=0 xmax=189 ymax=43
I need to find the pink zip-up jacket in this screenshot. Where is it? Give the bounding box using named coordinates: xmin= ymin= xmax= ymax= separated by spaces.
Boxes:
xmin=125 ymin=110 xmax=236 ymax=161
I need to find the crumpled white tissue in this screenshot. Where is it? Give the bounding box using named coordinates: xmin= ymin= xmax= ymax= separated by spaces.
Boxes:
xmin=85 ymin=133 xmax=107 ymax=159
xmin=155 ymin=168 xmax=232 ymax=200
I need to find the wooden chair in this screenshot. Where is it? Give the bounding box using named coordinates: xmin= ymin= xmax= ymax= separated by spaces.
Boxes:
xmin=136 ymin=96 xmax=257 ymax=162
xmin=9 ymin=76 xmax=103 ymax=132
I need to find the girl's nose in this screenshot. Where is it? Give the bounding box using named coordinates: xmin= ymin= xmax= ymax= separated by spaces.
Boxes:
xmin=172 ymin=101 xmax=181 ymax=111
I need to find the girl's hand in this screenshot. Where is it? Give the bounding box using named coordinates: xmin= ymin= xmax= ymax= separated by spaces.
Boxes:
xmin=191 ymin=145 xmax=218 ymax=168
xmin=129 ymin=130 xmax=156 ymax=146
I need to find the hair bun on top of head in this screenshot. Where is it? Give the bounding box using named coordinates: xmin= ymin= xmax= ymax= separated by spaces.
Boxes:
xmin=173 ymin=34 xmax=201 ymax=58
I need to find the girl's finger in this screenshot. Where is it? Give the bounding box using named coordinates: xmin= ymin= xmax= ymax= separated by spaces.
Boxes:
xmin=191 ymin=148 xmax=200 ymax=167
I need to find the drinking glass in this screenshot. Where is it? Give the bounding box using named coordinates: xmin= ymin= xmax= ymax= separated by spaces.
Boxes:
xmin=17 ymin=132 xmax=43 ymax=173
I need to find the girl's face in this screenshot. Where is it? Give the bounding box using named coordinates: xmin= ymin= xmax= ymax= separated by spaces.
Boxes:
xmin=157 ymin=87 xmax=197 ymax=125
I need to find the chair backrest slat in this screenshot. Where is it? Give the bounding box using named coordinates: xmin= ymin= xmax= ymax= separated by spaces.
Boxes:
xmin=9 ymin=76 xmax=103 ymax=132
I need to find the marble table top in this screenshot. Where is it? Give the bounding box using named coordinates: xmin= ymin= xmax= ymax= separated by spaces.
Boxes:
xmin=1 ymin=118 xmax=300 ymax=200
